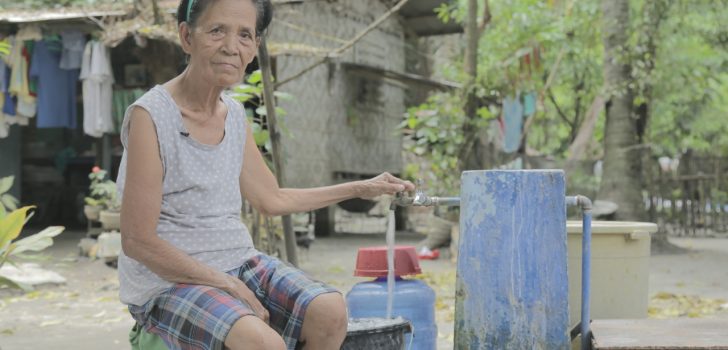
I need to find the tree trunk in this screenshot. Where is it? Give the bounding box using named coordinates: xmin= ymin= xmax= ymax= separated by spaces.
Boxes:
xmin=458 ymin=0 xmax=484 ymax=172
xmin=632 ymin=0 xmax=681 ymax=253
xmin=597 ymin=0 xmax=646 ymax=221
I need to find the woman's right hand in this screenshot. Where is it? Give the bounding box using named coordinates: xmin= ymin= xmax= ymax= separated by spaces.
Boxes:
xmin=223 ymin=274 xmax=270 ymax=323
xmin=357 ymin=172 xmax=415 ymax=200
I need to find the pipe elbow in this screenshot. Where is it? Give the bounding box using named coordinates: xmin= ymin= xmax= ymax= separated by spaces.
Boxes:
xmin=576 ymin=195 xmax=593 ymax=211
xmin=566 ymin=195 xmax=593 ymax=211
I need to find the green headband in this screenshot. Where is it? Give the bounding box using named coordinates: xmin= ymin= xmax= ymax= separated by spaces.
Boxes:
xmin=186 ymin=0 xmax=195 ymax=23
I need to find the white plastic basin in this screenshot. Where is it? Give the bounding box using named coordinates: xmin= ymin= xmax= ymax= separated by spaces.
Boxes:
xmin=567 ymin=220 xmax=658 ymax=327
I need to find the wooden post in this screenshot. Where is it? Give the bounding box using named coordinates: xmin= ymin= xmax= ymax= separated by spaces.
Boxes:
xmin=258 ymin=37 xmax=298 ymax=267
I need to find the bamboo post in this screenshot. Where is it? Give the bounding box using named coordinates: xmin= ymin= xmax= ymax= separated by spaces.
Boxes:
xmin=258 ymin=37 xmax=298 ymax=267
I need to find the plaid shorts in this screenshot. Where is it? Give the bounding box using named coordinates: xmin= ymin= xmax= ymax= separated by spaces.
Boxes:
xmin=129 ymin=254 xmax=339 ymax=350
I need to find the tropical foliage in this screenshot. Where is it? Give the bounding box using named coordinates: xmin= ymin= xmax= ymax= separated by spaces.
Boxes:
xmin=402 ymin=0 xmax=728 ymax=200
xmin=230 ymin=70 xmax=294 ymax=157
xmin=0 ymin=177 xmax=64 ymax=290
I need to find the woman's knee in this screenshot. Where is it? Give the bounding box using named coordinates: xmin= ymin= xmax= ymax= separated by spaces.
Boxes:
xmin=225 ymin=315 xmax=285 ymax=350
xmin=305 ymin=293 xmax=348 ymax=336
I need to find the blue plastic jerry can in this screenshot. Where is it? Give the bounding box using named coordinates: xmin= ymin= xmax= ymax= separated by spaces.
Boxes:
xmin=347 ymin=276 xmax=437 ymax=350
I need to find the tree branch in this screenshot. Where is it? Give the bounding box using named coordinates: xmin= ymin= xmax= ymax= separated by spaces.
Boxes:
xmin=478 ymin=0 xmax=491 ymax=37
xmin=519 ymin=44 xmax=567 ymax=146
xmin=565 ymin=91 xmax=606 ymax=170
xmin=547 ymin=89 xmax=574 ymax=129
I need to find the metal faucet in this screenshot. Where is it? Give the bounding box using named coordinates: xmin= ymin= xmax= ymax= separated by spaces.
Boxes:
xmin=390 ymin=180 xmax=460 ymax=209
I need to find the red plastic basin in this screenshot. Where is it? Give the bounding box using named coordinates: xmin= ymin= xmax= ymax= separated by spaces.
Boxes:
xmin=354 ymin=246 xmax=422 ymax=278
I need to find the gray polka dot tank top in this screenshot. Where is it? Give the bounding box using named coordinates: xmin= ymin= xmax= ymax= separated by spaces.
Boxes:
xmin=116 ymin=85 xmax=258 ymax=306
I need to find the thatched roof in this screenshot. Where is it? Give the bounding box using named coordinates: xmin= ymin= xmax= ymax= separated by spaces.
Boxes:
xmin=1 ymin=0 xmax=460 ymax=53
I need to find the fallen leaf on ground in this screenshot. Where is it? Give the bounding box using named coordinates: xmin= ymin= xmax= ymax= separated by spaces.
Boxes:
xmin=40 ymin=319 xmax=63 ymax=327
xmin=649 ymin=292 xmax=727 ymax=319
xmin=95 ymin=296 xmax=117 ymax=303
xmin=327 ymin=266 xmax=345 ymax=274
xmin=102 ymin=316 xmax=125 ymax=324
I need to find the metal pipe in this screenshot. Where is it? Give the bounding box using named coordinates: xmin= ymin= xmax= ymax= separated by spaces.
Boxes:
xmin=391 ymin=194 xmax=461 ymax=209
xmin=565 ymin=195 xmax=593 ymax=350
xmin=390 ymin=180 xmax=461 ymax=209
xmin=431 ymin=197 xmax=461 ymax=207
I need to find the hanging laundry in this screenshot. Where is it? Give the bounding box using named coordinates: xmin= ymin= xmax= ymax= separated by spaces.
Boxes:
xmin=44 ymin=35 xmax=63 ymax=52
xmin=2 ymin=60 xmax=16 ymax=118
xmin=0 ymin=40 xmax=7 ymax=137
xmin=24 ymin=41 xmax=37 ymax=95
xmin=15 ymin=24 xmax=42 ymax=41
xmin=523 ymin=91 xmax=537 ymax=117
xmin=8 ymin=35 xmax=36 ymax=119
xmin=60 ymin=31 xmax=86 ymax=70
xmin=80 ymin=40 xmax=115 ymax=137
xmin=30 ymin=39 xmax=80 ymax=129
xmin=502 ymin=94 xmax=524 ymax=154
xmin=112 ymin=88 xmax=145 ymax=133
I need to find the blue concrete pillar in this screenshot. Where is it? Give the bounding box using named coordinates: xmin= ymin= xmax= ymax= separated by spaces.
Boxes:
xmin=455 ymin=170 xmax=569 ymax=349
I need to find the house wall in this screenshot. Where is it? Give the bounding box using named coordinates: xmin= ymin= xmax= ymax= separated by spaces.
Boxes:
xmin=269 ymin=0 xmax=405 ymax=188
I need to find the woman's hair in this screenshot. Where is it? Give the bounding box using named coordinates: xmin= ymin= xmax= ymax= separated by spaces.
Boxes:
xmin=176 ymin=0 xmax=273 ymax=37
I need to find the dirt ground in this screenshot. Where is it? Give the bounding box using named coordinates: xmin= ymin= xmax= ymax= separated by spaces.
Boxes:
xmin=1 ymin=229 xmax=727 ymax=350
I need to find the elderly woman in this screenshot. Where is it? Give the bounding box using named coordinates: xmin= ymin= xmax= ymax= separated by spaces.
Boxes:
xmin=117 ymin=0 xmax=414 ymax=349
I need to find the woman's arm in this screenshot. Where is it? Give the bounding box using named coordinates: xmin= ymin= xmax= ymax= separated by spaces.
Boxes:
xmin=121 ymin=107 xmax=268 ymax=320
xmin=239 ymin=122 xmax=414 ymax=217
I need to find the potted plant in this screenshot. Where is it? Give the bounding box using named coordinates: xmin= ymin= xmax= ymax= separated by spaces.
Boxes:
xmin=98 ymin=190 xmax=120 ymax=231
xmin=84 ymin=167 xmax=120 ymax=230
xmin=84 ymin=167 xmax=106 ymax=221
xmin=99 ymin=206 xmax=121 ymax=230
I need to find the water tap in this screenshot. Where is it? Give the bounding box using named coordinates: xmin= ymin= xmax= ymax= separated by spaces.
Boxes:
xmin=390 ymin=180 xmax=460 ymax=209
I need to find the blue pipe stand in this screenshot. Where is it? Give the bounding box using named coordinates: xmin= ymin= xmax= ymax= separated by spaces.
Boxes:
xmin=455 ymin=170 xmax=570 ymax=349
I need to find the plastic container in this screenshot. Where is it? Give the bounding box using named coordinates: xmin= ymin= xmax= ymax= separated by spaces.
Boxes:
xmin=567 ymin=221 xmax=657 ymax=326
xmin=346 ymin=246 xmax=436 ymax=350
xmin=354 ymin=246 xmax=421 ymax=277
xmin=341 ymin=317 xmax=412 ymax=350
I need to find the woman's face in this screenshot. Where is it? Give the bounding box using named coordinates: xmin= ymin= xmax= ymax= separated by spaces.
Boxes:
xmin=181 ymin=0 xmax=259 ymax=87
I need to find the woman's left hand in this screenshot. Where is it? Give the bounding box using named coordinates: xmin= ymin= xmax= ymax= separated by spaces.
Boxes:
xmin=356 ymin=172 xmax=415 ymax=199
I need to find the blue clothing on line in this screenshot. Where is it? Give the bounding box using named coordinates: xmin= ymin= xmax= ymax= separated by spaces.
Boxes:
xmin=523 ymin=92 xmax=537 ymax=117
xmin=503 ymin=94 xmax=524 ymax=154
xmin=29 ymin=39 xmax=80 ymax=129
xmin=60 ymin=31 xmax=86 ymax=70
xmin=1 ymin=63 xmax=15 ymax=116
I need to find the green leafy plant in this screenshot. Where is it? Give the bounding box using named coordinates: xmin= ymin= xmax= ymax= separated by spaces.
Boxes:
xmin=84 ymin=167 xmax=120 ymax=211
xmin=0 ymin=177 xmax=64 ymax=290
xmin=230 ymin=70 xmax=294 ymax=155
xmin=0 ymin=176 xmax=20 ymax=218
xmin=400 ymin=92 xmax=494 ymax=195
